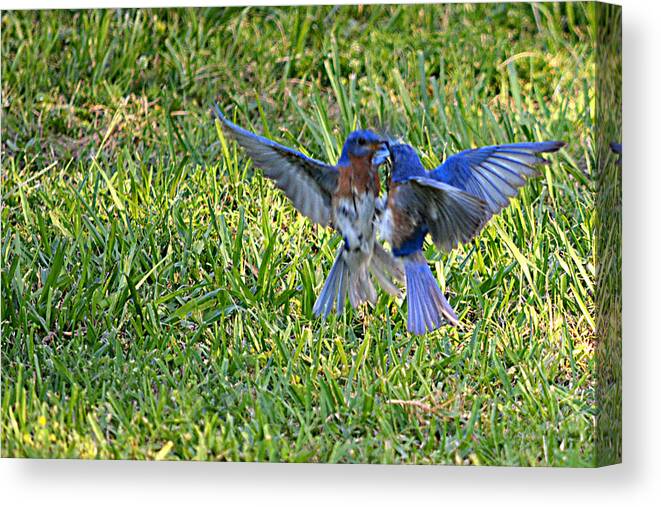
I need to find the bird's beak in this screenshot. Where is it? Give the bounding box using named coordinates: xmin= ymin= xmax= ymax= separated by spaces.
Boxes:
xmin=372 ymin=141 xmax=390 ymax=166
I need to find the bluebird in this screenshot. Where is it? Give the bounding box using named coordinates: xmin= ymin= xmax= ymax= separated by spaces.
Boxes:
xmin=213 ymin=105 xmax=403 ymax=318
xmin=380 ymin=140 xmax=565 ymax=335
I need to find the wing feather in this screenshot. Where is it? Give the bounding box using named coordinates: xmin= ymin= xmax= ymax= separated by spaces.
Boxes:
xmin=213 ymin=104 xmax=338 ymax=226
xmin=430 ymin=141 xmax=565 ymax=218
xmin=395 ymin=177 xmax=488 ymax=252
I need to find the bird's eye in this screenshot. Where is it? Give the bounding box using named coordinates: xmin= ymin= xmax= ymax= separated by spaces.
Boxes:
xmin=357 ymin=138 xmax=366 ymax=146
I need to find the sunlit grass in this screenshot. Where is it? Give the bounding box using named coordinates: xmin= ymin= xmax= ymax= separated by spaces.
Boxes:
xmin=2 ymin=4 xmax=599 ymax=465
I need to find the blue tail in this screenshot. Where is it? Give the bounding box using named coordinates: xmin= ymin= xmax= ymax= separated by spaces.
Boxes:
xmin=313 ymin=247 xmax=349 ymax=319
xmin=404 ymin=253 xmax=459 ymax=334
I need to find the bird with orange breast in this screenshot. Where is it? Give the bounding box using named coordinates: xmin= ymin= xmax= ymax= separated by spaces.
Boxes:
xmin=213 ymin=105 xmax=403 ymax=318
xmin=381 ymin=140 xmax=565 ymax=334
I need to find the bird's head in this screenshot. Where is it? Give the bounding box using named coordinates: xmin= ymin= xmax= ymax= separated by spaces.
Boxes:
xmin=388 ymin=143 xmax=426 ymax=182
xmin=339 ymin=130 xmax=390 ymax=166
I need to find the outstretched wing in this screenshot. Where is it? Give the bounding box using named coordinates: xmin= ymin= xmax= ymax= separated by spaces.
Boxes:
xmin=393 ymin=177 xmax=487 ymax=251
xmin=430 ymin=141 xmax=565 ymax=219
xmin=213 ymin=104 xmax=339 ymax=226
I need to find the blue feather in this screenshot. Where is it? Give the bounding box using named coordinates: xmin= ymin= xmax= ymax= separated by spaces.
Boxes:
xmin=384 ymin=140 xmax=564 ymax=334
xmin=392 ymin=227 xmax=427 ymax=257
xmin=404 ymin=254 xmax=458 ymax=334
xmin=313 ymin=247 xmax=348 ymax=319
xmin=389 ymin=144 xmax=427 ymax=182
xmin=429 ymin=141 xmax=565 ymax=216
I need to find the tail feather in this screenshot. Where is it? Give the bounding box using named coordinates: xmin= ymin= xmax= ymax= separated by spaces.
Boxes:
xmin=416 ymin=271 xmax=439 ymax=330
xmin=407 ymin=266 xmax=426 ymax=333
xmin=349 ymin=266 xmax=376 ymax=308
xmin=335 ymin=257 xmax=349 ymax=315
xmin=369 ymin=261 xmax=400 ymax=298
xmin=369 ymin=243 xmax=404 ymax=297
xmin=313 ymin=248 xmax=378 ymax=318
xmin=373 ymin=243 xmax=405 ymax=281
xmin=314 ymin=243 xmax=404 ymax=319
xmin=313 ymin=247 xmax=349 ymax=319
xmin=404 ymin=253 xmax=459 ymax=334
xmin=428 ymin=276 xmax=458 ymax=324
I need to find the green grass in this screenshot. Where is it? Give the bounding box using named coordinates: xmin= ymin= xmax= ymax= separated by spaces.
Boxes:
xmin=2 ymin=4 xmax=598 ymax=465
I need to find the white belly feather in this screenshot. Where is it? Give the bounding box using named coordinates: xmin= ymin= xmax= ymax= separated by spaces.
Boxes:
xmin=378 ymin=207 xmax=395 ymax=245
xmin=334 ymin=193 xmax=377 ymax=268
